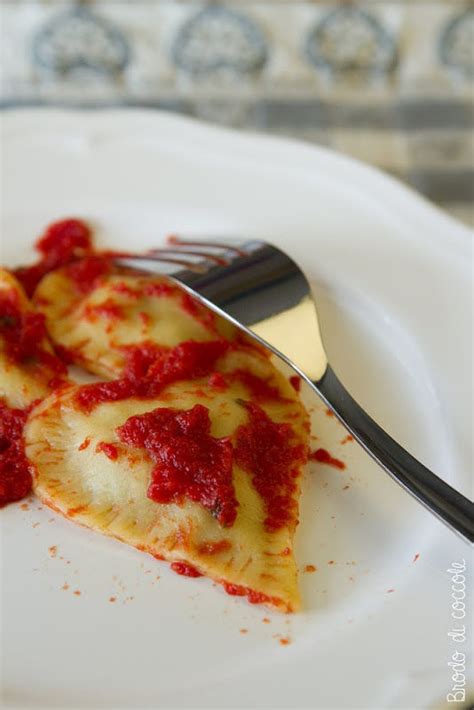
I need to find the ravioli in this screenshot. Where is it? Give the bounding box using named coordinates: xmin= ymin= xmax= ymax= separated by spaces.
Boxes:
xmin=0 ymin=268 xmax=65 ymax=409
xmin=26 ymin=345 xmax=309 ymax=612
xmin=0 ymin=269 xmax=67 ymax=507
xmin=34 ymin=269 xmax=237 ymax=378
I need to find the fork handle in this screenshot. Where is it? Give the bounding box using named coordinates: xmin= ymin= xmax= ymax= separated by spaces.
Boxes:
xmin=314 ymin=366 xmax=474 ymax=544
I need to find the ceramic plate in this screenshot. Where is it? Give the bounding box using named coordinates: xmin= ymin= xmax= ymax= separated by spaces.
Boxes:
xmin=1 ymin=110 xmax=472 ymax=709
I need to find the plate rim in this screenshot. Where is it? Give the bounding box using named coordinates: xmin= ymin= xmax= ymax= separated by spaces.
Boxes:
xmin=1 ymin=107 xmax=472 ymax=710
xmin=2 ymin=107 xmax=472 ymax=255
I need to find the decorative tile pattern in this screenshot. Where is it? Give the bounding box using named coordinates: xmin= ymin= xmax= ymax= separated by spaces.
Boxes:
xmin=1 ymin=1 xmax=473 ymax=226
xmin=172 ymin=6 xmax=267 ymax=76
xmin=305 ymin=6 xmax=397 ymax=75
xmin=32 ymin=6 xmax=129 ymax=75
xmin=439 ymin=7 xmax=474 ymax=77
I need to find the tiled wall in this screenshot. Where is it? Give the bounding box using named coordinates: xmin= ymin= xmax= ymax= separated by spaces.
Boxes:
xmin=1 ymin=1 xmax=473 ymax=224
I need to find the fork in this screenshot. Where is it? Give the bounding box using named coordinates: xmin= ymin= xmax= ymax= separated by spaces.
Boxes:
xmin=117 ymin=236 xmax=474 ymax=543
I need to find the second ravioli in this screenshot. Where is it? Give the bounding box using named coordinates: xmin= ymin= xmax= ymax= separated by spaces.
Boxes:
xmin=35 ymin=266 xmax=238 ymax=378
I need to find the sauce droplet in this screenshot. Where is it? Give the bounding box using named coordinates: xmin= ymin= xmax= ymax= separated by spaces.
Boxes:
xmin=309 ymin=448 xmax=345 ymax=470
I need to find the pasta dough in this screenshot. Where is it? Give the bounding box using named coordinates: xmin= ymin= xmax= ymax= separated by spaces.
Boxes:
xmin=26 ymin=347 xmax=309 ymax=612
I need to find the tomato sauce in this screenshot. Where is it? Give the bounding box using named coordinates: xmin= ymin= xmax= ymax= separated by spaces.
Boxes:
xmin=83 ymin=299 xmax=124 ymax=323
xmin=76 ymin=339 xmax=230 ymax=411
xmin=119 ymin=341 xmax=169 ymax=381
xmin=143 ymin=281 xmax=217 ymax=332
xmin=309 ymin=448 xmax=346 ymax=470
xmin=96 ymin=442 xmax=119 ymax=460
xmin=222 ymin=582 xmax=277 ymax=606
xmin=0 ymin=402 xmax=33 ymax=507
xmin=147 ymin=339 xmax=229 ymax=387
xmin=143 ymin=281 xmax=176 ymax=299
xmin=64 ymin=256 xmax=113 ymax=296
xmin=0 ymin=289 xmax=66 ymax=381
xmin=234 ymin=402 xmax=307 ymax=531
xmin=289 ymin=376 xmax=301 ymax=392
xmin=180 ymin=292 xmax=216 ymax=331
xmin=14 ymin=219 xmax=93 ymax=296
xmin=170 ymin=562 xmax=203 ymax=578
xmin=208 ymin=372 xmax=228 ymax=390
xmin=110 ymin=281 xmax=141 ymax=299
xmin=232 ymin=370 xmax=288 ymax=402
xmin=116 ymin=403 xmax=237 ymax=527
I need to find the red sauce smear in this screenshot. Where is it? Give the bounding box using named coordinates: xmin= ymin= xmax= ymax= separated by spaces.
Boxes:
xmin=143 ymin=281 xmax=217 ymax=333
xmin=309 ymin=448 xmax=346 ymax=470
xmin=143 ymin=339 xmax=227 ymax=385
xmin=96 ymin=442 xmax=119 ymax=461
xmin=76 ymin=339 xmax=230 ymax=411
xmin=53 ymin=344 xmax=76 ymax=365
xmin=170 ymin=562 xmax=203 ymax=578
xmin=289 ymin=376 xmax=301 ymax=392
xmin=78 ymin=437 xmax=91 ymax=451
xmin=111 ymin=281 xmax=141 ymax=299
xmin=234 ymin=402 xmax=307 ymax=531
xmin=109 ymin=278 xmax=216 ymax=336
xmin=0 ymin=289 xmax=66 ymax=380
xmin=208 ymin=372 xmax=228 ymax=390
xmin=232 ymin=370 xmax=287 ymax=402
xmin=0 ymin=402 xmax=33 ymax=507
xmin=116 ymin=403 xmax=237 ymax=527
xmin=67 ymin=505 xmax=87 ymax=517
xmin=143 ymin=281 xmax=177 ymax=299
xmin=139 ymin=311 xmax=151 ymax=328
xmin=223 ymin=582 xmax=276 ymax=606
xmin=14 ymin=219 xmax=93 ymax=297
xmin=180 ymin=292 xmax=216 ymax=332
xmin=119 ymin=341 xmax=169 ymax=381
xmin=63 ymin=255 xmax=112 ymax=296
xmin=83 ymin=299 xmax=123 ymax=322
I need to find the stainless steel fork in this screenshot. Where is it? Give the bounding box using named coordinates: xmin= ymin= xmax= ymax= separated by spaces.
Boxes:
xmin=117 ymin=236 xmax=474 ymax=543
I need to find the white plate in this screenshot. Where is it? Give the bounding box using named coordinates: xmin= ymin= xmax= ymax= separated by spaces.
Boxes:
xmin=1 ymin=110 xmax=472 ymax=710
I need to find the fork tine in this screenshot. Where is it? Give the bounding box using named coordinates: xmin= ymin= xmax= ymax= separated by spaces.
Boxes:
xmin=167 ymin=234 xmax=247 ymax=257
xmin=107 ymin=250 xmax=208 ymax=273
xmin=147 ymin=248 xmax=230 ymax=266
